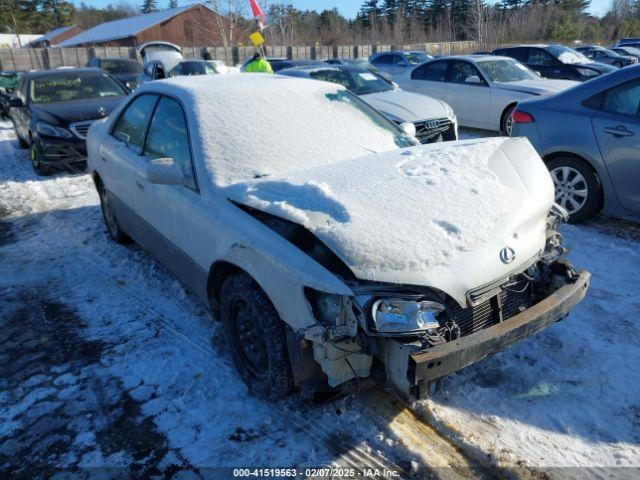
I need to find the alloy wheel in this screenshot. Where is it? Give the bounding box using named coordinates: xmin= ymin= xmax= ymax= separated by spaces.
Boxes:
xmin=550 ymin=166 xmax=588 ymax=213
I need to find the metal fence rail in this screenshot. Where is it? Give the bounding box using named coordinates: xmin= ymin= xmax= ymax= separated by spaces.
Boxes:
xmin=0 ymin=41 xmax=479 ymax=71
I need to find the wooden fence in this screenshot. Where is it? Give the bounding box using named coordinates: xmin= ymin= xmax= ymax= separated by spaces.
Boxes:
xmin=0 ymin=41 xmax=479 ymax=71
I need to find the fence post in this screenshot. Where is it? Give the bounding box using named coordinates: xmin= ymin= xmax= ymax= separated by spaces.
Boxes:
xmin=353 ymin=45 xmax=359 ymax=59
xmin=232 ymin=46 xmax=240 ymax=66
xmin=88 ymin=47 xmax=96 ymax=60
xmin=286 ymin=46 xmax=292 ymax=60
xmin=310 ymin=45 xmax=316 ymax=60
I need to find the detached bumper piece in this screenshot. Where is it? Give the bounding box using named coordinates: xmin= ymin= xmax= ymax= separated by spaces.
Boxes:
xmin=379 ymin=269 xmax=590 ymax=400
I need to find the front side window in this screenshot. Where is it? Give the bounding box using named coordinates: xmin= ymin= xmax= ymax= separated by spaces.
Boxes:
xmin=372 ymin=54 xmax=393 ymax=65
xmin=528 ymin=49 xmax=555 ymax=66
xmin=30 ymin=72 xmax=126 ymax=104
xmin=602 ymin=80 xmax=640 ymax=116
xmin=310 ymin=69 xmax=393 ymax=95
xmin=100 ymin=59 xmax=140 ymax=75
xmin=144 ymin=96 xmax=197 ymax=190
xmin=448 ymin=61 xmax=483 ymax=84
xmin=112 ymin=94 xmax=158 ymax=149
xmin=477 ymin=59 xmax=538 ymax=82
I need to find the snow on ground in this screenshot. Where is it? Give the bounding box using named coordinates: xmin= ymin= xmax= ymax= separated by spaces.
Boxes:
xmin=1 ymin=119 xmax=639 ymax=477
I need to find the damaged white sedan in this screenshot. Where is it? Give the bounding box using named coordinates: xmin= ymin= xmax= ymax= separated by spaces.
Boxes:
xmin=87 ymin=75 xmax=589 ymax=401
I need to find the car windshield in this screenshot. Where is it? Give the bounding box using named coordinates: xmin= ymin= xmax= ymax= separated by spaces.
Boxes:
xmin=310 ymin=68 xmax=394 ymax=95
xmin=30 ymin=72 xmax=126 ymax=104
xmin=477 ymin=59 xmax=539 ymax=82
xmin=548 ymin=45 xmax=590 ymax=64
xmin=406 ymin=52 xmax=431 ymax=64
xmin=174 ymin=62 xmax=217 ymax=76
xmin=100 ymin=59 xmax=140 ymax=75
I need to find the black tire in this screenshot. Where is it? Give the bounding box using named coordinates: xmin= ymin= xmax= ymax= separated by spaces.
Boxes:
xmin=13 ymin=121 xmax=28 ymax=149
xmin=220 ymin=272 xmax=293 ymax=400
xmin=547 ymin=156 xmax=601 ymax=223
xmin=96 ymin=179 xmax=129 ymax=244
xmin=614 ymin=61 xmax=623 ymax=68
xmin=29 ymin=142 xmax=51 ymax=176
xmin=500 ymin=104 xmax=516 ymax=136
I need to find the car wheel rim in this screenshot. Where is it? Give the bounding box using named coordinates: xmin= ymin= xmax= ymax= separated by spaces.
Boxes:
xmin=100 ymin=187 xmax=119 ymax=236
xmin=505 ymin=114 xmax=514 ymax=136
xmin=30 ymin=145 xmax=39 ymax=167
xmin=231 ymin=300 xmax=268 ymax=380
xmin=550 ymin=166 xmax=588 ymax=213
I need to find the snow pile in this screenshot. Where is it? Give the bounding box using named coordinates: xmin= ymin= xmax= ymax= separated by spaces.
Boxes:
xmin=158 ymin=75 xmax=405 ymax=186
xmin=228 ymin=137 xmax=524 ymax=275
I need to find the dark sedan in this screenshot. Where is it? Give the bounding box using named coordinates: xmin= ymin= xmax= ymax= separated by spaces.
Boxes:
xmin=9 ymin=68 xmax=128 ymax=175
xmin=574 ymin=46 xmax=637 ymax=68
xmin=512 ymin=64 xmax=640 ymax=222
xmin=492 ymin=44 xmax=616 ymax=81
xmin=86 ymin=57 xmax=141 ymax=90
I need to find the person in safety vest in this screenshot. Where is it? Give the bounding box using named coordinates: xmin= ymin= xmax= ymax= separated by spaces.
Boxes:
xmin=245 ymin=52 xmax=273 ymax=74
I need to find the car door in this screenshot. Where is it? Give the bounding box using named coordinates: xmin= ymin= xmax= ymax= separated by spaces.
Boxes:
xmin=136 ymin=95 xmax=203 ymax=293
xmin=370 ymin=54 xmax=394 ymax=73
xmin=100 ymin=93 xmax=159 ymax=238
xmin=402 ymin=60 xmax=449 ymax=103
xmin=11 ymin=77 xmax=30 ymax=141
xmin=443 ymin=60 xmax=491 ymax=128
xmin=591 ymin=79 xmax=640 ymax=211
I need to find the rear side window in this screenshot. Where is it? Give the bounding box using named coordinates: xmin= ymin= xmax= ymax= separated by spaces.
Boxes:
xmin=112 ymin=94 xmax=158 ymax=149
xmin=144 ymin=96 xmax=197 ymax=190
xmin=412 ymin=61 xmax=447 ymax=81
xmin=528 ymin=49 xmax=555 ymax=66
xmin=371 ymin=54 xmax=393 ymax=65
xmin=601 ymin=80 xmax=640 ymax=116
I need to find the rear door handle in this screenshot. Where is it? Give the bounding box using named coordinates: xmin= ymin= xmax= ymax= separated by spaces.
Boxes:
xmin=603 ymin=126 xmax=634 ymax=137
xmin=135 ymin=179 xmax=145 ymax=190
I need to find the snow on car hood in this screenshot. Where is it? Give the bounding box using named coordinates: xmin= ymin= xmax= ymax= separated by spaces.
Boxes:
xmin=227 ymin=137 xmax=555 ymax=304
xmin=360 ymin=89 xmax=451 ymax=122
xmin=496 ymin=79 xmax=579 ymax=95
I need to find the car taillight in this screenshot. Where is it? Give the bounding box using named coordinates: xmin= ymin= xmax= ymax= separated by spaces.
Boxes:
xmin=512 ymin=110 xmax=534 ymax=124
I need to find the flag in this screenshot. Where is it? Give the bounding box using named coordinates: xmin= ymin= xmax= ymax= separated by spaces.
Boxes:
xmin=250 ymin=0 xmax=265 ymax=30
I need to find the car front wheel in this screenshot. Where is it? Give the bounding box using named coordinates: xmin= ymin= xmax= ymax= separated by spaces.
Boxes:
xmin=30 ymin=142 xmax=51 ymax=176
xmin=220 ymin=272 xmax=293 ymax=400
xmin=97 ymin=180 xmax=129 ymax=243
xmin=547 ymin=156 xmax=601 ymax=223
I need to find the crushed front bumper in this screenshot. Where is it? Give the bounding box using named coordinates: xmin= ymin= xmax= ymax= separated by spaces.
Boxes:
xmin=37 ymin=137 xmax=87 ymax=166
xmin=379 ymin=270 xmax=590 ymax=400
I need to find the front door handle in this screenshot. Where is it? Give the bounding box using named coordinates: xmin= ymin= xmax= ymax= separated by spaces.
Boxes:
xmin=603 ymin=126 xmax=634 ymax=138
xmin=135 ymin=179 xmax=145 ymax=190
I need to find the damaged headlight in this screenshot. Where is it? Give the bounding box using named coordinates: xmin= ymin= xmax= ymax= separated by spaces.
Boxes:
xmin=306 ymin=289 xmax=345 ymax=325
xmin=371 ymin=299 xmax=444 ymax=334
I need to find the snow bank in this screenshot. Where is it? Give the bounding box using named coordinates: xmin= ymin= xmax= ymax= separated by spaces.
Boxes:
xmin=228 ymin=137 xmax=521 ymax=274
xmin=160 ymin=75 xmax=406 ymax=186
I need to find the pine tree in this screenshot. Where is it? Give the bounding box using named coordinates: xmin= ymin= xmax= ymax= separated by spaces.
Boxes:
xmin=141 ymin=0 xmax=157 ymax=14
xmin=168 ymin=0 xmax=177 ymax=8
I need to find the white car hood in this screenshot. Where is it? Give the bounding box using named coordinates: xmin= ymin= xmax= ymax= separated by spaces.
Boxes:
xmin=495 ymin=79 xmax=578 ymax=95
xmin=360 ymin=89 xmax=450 ymax=122
xmin=227 ymin=137 xmax=554 ymax=305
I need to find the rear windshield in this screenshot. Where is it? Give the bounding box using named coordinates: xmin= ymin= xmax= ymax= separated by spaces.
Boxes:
xmin=30 ymin=72 xmax=127 ymax=104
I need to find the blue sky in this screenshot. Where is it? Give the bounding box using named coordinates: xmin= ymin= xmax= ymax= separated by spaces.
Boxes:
xmin=76 ymin=0 xmax=609 ymax=19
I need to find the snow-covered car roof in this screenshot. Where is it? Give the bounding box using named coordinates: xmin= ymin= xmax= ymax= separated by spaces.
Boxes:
xmin=142 ymin=75 xmax=410 ymax=187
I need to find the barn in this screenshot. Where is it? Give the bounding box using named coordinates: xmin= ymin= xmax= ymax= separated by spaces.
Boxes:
xmin=58 ymin=4 xmax=243 ymax=48
xmin=29 ymin=25 xmax=85 ymax=48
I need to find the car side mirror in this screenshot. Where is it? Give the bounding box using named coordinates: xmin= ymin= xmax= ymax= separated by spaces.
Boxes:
xmin=8 ymin=96 xmax=23 ymax=107
xmin=399 ymin=121 xmax=416 ymax=137
xmin=464 ymin=75 xmax=483 ymax=85
xmin=146 ymin=157 xmax=184 ymax=185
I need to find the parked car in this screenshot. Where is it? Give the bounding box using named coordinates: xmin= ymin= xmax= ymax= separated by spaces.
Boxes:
xmin=369 ymin=50 xmax=433 ymax=76
xmin=613 ymin=38 xmax=640 ymax=47
xmin=9 ymin=68 xmax=128 ymax=175
xmin=169 ymin=60 xmax=228 ymax=77
xmin=0 ymin=71 xmax=23 ymax=117
xmin=88 ymin=75 xmax=589 ymax=401
xmin=324 ymin=58 xmax=378 ymax=71
xmin=279 ymin=64 xmax=457 ymax=143
xmin=86 ymin=57 xmax=141 ymax=90
xmin=240 ymin=57 xmax=324 ymax=73
xmin=492 ymin=45 xmax=617 ymax=81
xmin=611 ymin=45 xmax=640 ymax=60
xmin=512 ymin=64 xmax=640 ymax=222
xmin=137 ymin=41 xmax=183 ymax=84
xmin=574 ymin=45 xmax=637 ymax=68
xmin=395 ymin=55 xmax=578 ymax=134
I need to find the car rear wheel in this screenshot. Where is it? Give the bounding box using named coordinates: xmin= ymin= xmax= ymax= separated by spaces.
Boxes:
xmin=30 ymin=142 xmax=51 ymax=176
xmin=547 ymin=156 xmax=601 ymax=223
xmin=501 ymin=104 xmax=516 ymax=136
xmin=220 ymin=272 xmax=293 ymax=400
xmin=97 ymin=180 xmax=129 ymax=244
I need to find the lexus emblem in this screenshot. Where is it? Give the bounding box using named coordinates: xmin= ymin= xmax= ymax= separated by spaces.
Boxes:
xmin=500 ymin=246 xmax=516 ymax=264
xmin=98 ymin=106 xmax=107 ymax=117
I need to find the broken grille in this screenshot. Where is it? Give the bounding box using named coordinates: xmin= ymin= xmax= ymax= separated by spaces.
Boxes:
xmin=448 ymin=283 xmax=534 ymax=338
